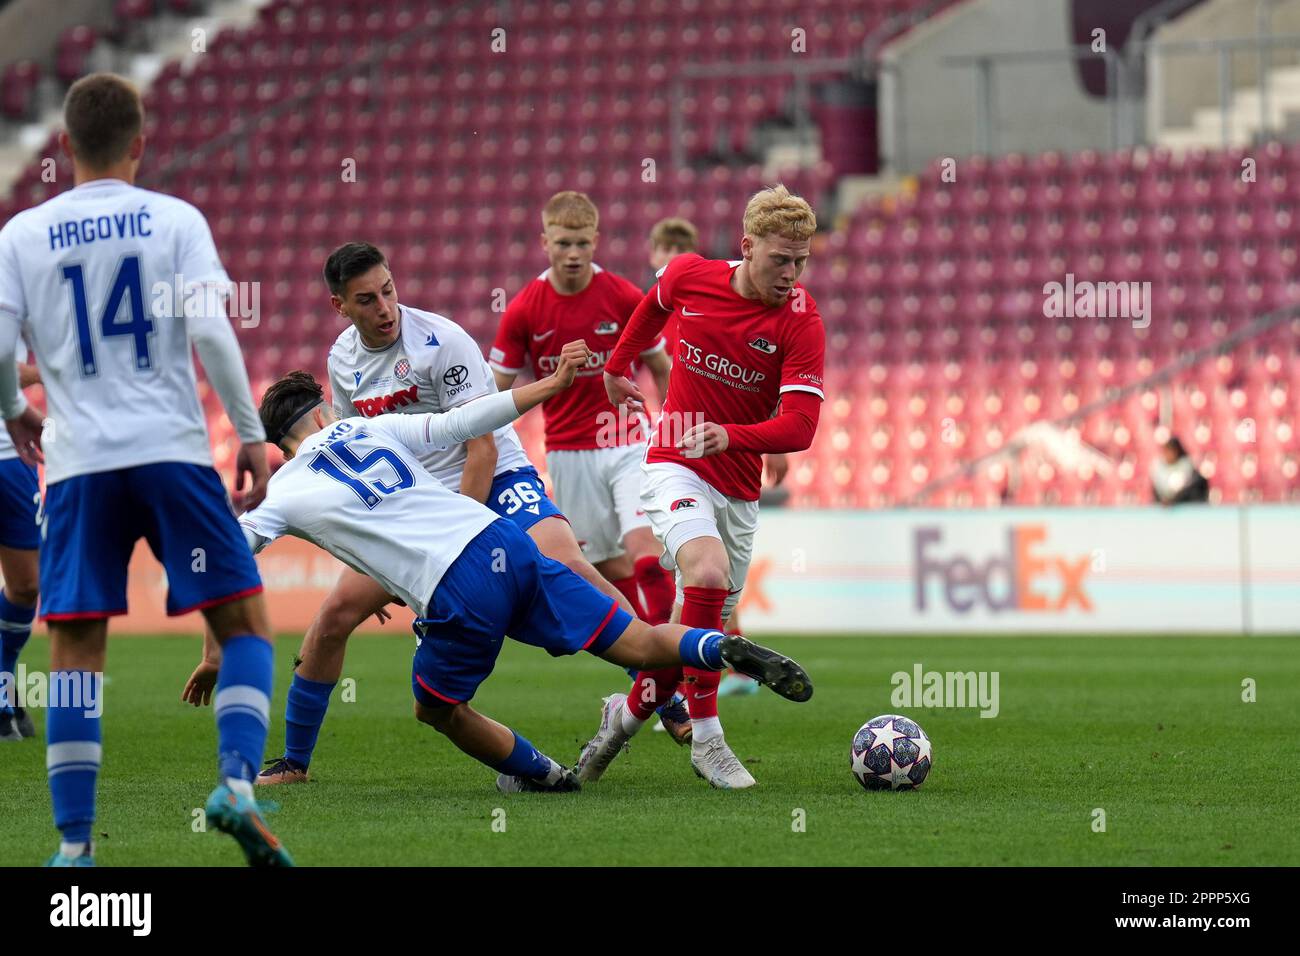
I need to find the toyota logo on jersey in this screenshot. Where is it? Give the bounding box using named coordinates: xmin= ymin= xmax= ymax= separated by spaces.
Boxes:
xmin=443 ymin=365 xmax=468 ymax=386
xmin=670 ymin=497 xmax=698 ymax=511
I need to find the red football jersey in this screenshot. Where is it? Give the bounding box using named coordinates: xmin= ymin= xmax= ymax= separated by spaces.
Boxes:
xmin=490 ymin=265 xmax=664 ymax=451
xmin=646 ymin=254 xmax=826 ymax=500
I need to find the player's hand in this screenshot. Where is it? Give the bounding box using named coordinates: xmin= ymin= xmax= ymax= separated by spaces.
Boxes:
xmin=181 ymin=658 xmax=220 ymax=707
xmin=234 ymin=441 xmax=270 ymax=512
xmin=373 ymin=605 xmax=393 ymax=625
xmin=550 ymin=339 xmax=592 ymax=390
xmin=679 ymin=421 xmax=730 ymax=458
xmin=5 ymin=406 xmax=44 ymax=467
xmin=764 ymin=453 xmax=790 ymax=487
xmin=603 ymin=370 xmax=646 ymax=414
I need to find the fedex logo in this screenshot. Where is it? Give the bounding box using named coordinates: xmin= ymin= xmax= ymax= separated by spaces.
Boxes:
xmin=914 ymin=525 xmax=1092 ymax=614
xmin=355 ymin=386 xmax=419 ymax=417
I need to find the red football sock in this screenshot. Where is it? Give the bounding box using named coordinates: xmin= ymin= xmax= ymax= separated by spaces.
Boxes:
xmin=634 ymin=555 xmax=676 ymax=625
xmin=627 ymin=666 xmax=682 ymax=720
xmin=681 ymin=585 xmax=727 ymax=720
xmin=610 ymin=575 xmax=647 ymax=620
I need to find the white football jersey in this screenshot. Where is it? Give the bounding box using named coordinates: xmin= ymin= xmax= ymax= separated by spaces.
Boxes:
xmin=239 ymin=412 xmax=502 ymax=617
xmin=328 ymin=305 xmax=531 ymax=493
xmin=0 ymin=179 xmax=230 ymax=483
xmin=0 ymin=339 xmax=29 ymax=461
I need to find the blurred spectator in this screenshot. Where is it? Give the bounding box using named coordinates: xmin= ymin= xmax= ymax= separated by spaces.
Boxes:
xmin=1151 ymin=437 xmax=1209 ymax=505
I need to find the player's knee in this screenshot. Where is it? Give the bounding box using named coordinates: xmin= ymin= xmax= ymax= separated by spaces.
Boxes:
xmin=204 ymin=594 xmax=269 ymax=641
xmin=414 ymin=698 xmax=458 ymax=733
xmin=311 ymin=599 xmax=362 ymax=647
xmin=2 ymin=580 xmax=39 ymax=609
xmin=683 ymin=564 xmax=729 ymax=592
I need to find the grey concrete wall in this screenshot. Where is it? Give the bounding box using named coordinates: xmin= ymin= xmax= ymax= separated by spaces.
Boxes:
xmin=0 ymin=0 xmax=117 ymax=71
xmin=880 ymin=0 xmax=1114 ymax=171
xmin=1148 ymin=0 xmax=1300 ymax=132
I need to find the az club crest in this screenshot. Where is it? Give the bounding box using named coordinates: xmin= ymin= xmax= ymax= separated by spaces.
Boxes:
xmin=595 ymin=320 xmax=620 ymax=335
xmin=748 ymin=337 xmax=778 ymax=354
xmin=670 ymin=497 xmax=698 ymax=512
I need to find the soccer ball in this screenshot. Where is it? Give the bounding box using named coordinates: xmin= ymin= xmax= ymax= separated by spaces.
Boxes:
xmin=850 ymin=714 xmax=932 ymax=791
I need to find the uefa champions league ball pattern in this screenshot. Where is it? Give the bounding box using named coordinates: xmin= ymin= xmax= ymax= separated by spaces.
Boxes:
xmin=850 ymin=714 xmax=931 ymax=791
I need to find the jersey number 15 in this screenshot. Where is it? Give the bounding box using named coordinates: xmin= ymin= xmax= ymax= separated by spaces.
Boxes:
xmin=308 ymin=432 xmax=415 ymax=509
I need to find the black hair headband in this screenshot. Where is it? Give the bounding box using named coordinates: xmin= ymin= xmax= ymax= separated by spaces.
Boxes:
xmin=266 ymin=398 xmax=322 ymax=447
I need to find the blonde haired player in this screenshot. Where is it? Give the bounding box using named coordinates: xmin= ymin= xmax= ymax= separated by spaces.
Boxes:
xmin=578 ymin=186 xmax=825 ymax=789
xmin=490 ymin=192 xmax=677 ymax=630
xmin=646 ymin=218 xmax=790 ymax=703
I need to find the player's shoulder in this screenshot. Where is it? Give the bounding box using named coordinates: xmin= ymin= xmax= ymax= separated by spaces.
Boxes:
xmin=781 ymin=286 xmax=825 ymax=346
xmin=660 ymin=251 xmax=708 ymax=279
xmin=327 ymin=323 xmax=361 ymax=367
xmin=399 ymin=303 xmax=466 ymax=341
xmin=399 ymin=304 xmax=480 ymax=362
xmin=129 ymin=185 xmax=212 ymax=228
xmin=595 ymin=267 xmax=645 ymax=298
xmin=787 ymin=283 xmax=822 ymax=321
xmin=508 ymin=273 xmax=547 ymax=309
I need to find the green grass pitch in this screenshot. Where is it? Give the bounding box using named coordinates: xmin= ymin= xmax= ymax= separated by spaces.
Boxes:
xmin=2 ymin=633 xmax=1297 ymax=866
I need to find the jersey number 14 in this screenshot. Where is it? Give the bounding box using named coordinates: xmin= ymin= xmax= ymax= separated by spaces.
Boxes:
xmin=61 ymin=255 xmax=153 ymax=376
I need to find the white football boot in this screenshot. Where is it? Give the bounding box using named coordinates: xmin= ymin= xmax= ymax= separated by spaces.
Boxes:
xmin=690 ymin=735 xmax=756 ymax=789
xmin=574 ymin=693 xmax=634 ymax=783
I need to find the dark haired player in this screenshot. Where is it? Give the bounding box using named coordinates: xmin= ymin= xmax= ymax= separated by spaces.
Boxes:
xmin=250 ymin=241 xmax=652 ymax=785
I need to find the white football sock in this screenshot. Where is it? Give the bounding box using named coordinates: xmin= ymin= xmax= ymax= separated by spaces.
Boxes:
xmin=542 ymin=758 xmax=565 ymax=785
xmin=692 ymin=716 xmax=723 ymax=741
xmin=226 ymin=777 xmax=255 ymax=800
xmin=59 ymin=841 xmax=89 ymax=858
xmin=619 ymin=700 xmax=648 ymax=736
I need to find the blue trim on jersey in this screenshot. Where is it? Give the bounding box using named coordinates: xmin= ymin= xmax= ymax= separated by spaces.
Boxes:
xmin=39 ymin=462 xmax=263 ymax=620
xmin=410 ymin=520 xmax=628 ymax=705
xmin=485 ymin=465 xmax=562 ymax=533
xmin=0 ymin=458 xmax=40 ymax=550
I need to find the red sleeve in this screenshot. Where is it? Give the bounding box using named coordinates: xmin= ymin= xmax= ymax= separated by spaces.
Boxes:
xmin=488 ymin=292 xmax=530 ymax=374
xmin=778 ymin=309 xmax=826 ymax=400
xmin=723 ymin=391 xmax=822 ymax=454
xmin=606 ymin=287 xmax=671 ymax=377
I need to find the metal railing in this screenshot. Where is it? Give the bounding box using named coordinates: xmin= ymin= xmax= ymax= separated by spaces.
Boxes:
xmin=942 ymin=44 xmax=1124 ymax=156
xmin=1144 ymin=32 xmax=1300 ymax=148
xmin=905 ymin=304 xmax=1300 ymax=507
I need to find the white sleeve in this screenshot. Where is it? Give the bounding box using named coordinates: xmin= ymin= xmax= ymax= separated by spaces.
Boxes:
xmin=0 ymin=320 xmax=26 ymax=421
xmin=0 ymin=227 xmax=28 ymax=420
xmin=238 ymin=499 xmax=287 ymax=554
xmin=383 ymin=391 xmax=520 ymax=453
xmin=428 ymin=325 xmax=496 ymax=409
xmin=327 ymin=350 xmax=359 ymax=417
xmin=187 ymin=309 xmax=265 ymax=443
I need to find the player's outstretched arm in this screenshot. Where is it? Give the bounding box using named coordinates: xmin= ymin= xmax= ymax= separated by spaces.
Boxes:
xmin=392 ymin=340 xmax=591 ymax=451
